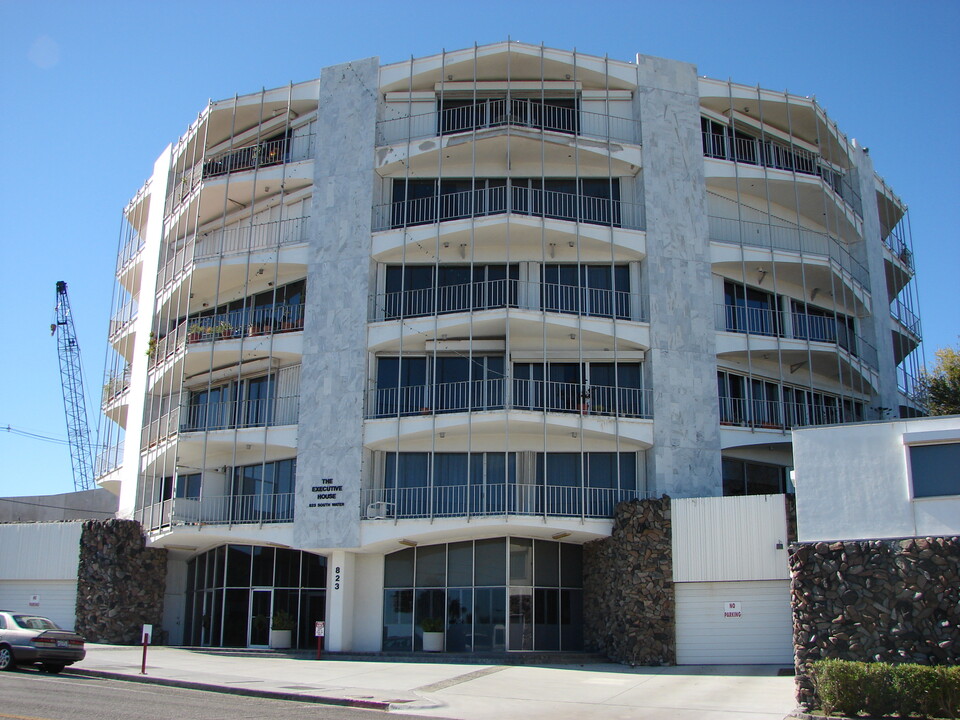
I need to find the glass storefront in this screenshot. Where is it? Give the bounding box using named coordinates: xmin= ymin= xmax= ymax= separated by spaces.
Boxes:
xmin=383 ymin=537 xmax=582 ymax=652
xmin=184 ymin=544 xmax=326 ymax=648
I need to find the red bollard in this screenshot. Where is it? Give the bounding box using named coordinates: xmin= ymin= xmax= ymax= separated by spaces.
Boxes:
xmin=140 ymin=633 xmax=149 ymax=675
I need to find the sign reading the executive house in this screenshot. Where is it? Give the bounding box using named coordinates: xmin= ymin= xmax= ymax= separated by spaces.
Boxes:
xmin=723 ymin=601 xmax=743 ymax=619
xmin=308 ymin=478 xmax=344 ymax=509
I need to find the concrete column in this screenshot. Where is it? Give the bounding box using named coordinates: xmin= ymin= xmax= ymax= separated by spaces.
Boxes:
xmin=295 ymin=57 xmax=379 ymax=549
xmin=324 ymin=550 xmax=355 ymax=651
xmin=119 ymin=147 xmax=171 ymax=519
xmin=634 ymin=54 xmax=722 ymax=497
xmin=850 ymin=142 xmax=899 ymax=416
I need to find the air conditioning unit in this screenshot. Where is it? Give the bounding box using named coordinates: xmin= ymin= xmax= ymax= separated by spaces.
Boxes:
xmin=365 ymin=501 xmax=394 ymax=520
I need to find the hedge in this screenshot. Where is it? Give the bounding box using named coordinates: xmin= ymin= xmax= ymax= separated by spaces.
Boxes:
xmin=811 ymin=659 xmax=960 ymax=718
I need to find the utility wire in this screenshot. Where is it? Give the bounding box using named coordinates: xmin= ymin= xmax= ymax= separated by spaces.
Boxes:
xmin=2 ymin=424 xmax=111 ymax=449
xmin=0 ymin=497 xmax=115 ymax=515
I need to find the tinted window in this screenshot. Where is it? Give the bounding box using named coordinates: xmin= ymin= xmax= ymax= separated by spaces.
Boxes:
xmin=910 ymin=443 xmax=960 ymax=498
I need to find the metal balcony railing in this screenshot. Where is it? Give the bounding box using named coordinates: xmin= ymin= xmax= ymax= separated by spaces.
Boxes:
xmin=719 ymin=396 xmax=857 ymax=430
xmin=373 ymin=184 xmax=643 ymax=232
xmin=180 ymin=396 xmax=300 ymax=432
xmin=368 ymin=278 xmax=648 ymax=323
xmin=367 ymin=379 xmax=652 ymax=420
xmin=141 ymin=406 xmax=181 ymax=450
xmin=194 ymin=216 xmax=309 ymax=260
xmin=361 ymin=485 xmax=648 ymax=521
xmin=101 ymin=366 xmax=131 ymax=405
xmin=702 ymin=130 xmax=862 ymax=216
xmin=94 ymin=441 xmax=124 ymax=478
xmin=185 ymin=303 xmax=306 ymax=343
xmin=715 ymin=304 xmax=878 ymax=369
xmin=707 ymin=214 xmax=870 ymax=290
xmin=116 ymin=231 xmax=145 ymax=275
xmin=890 ymin=298 xmax=922 ymax=338
xmin=165 ymin=133 xmax=314 ymax=215
xmin=138 ymin=492 xmax=295 ymax=531
xmin=377 ymin=100 xmax=640 ymax=145
xmin=108 ymin=299 xmax=138 ymax=340
xmin=883 ymin=234 xmax=914 ymax=271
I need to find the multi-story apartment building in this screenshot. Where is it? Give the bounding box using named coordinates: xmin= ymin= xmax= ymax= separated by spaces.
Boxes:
xmin=95 ymin=42 xmax=923 ymax=652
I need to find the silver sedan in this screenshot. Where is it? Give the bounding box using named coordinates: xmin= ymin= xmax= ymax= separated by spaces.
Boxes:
xmin=0 ymin=611 xmax=86 ymax=673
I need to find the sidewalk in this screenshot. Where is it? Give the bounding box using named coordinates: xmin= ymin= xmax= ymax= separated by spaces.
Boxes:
xmin=68 ymin=644 xmax=800 ymax=720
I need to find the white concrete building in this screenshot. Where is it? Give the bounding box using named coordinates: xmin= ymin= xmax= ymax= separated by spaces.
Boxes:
xmin=94 ymin=42 xmax=923 ymax=651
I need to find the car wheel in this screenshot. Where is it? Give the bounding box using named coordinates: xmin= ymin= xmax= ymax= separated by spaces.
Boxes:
xmin=41 ymin=663 xmax=65 ymax=674
xmin=0 ymin=646 xmax=15 ymax=671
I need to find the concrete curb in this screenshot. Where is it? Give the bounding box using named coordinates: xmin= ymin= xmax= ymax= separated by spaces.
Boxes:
xmin=63 ymin=667 xmax=393 ymax=711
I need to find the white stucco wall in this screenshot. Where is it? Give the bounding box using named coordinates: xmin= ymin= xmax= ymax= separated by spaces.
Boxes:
xmin=792 ymin=416 xmax=960 ymax=541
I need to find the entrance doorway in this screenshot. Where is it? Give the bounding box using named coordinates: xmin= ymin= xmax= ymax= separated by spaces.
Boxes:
xmin=249 ymin=589 xmax=272 ymax=647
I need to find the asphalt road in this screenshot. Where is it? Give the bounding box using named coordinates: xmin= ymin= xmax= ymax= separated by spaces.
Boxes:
xmin=0 ymin=668 xmax=447 ymax=720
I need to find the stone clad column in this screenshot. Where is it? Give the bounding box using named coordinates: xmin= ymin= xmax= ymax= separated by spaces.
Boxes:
xmin=634 ymin=54 xmax=722 ymax=497
xmin=295 ymin=57 xmax=379 ymax=550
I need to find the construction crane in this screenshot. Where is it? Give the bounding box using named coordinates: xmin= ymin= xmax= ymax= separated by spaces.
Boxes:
xmin=51 ymin=281 xmax=96 ymax=491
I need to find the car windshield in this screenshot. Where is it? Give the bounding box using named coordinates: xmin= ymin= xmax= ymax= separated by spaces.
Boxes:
xmin=12 ymin=615 xmax=60 ymax=630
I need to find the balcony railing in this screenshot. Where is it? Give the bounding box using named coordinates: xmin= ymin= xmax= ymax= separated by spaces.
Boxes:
xmin=185 ymin=303 xmax=306 ymax=342
xmin=116 ymin=231 xmax=145 ymax=275
xmin=362 ymin=485 xmax=647 ymax=520
xmin=883 ymin=235 xmax=914 ymax=271
xmin=367 ymin=379 xmax=652 ymax=420
xmin=141 ymin=406 xmax=181 ymax=450
xmin=369 ymin=278 xmax=648 ymax=323
xmin=165 ymin=133 xmax=315 ymax=215
xmin=719 ymin=396 xmax=859 ymax=430
xmin=138 ymin=492 xmax=294 ymax=531
xmin=890 ymin=298 xmax=922 ymax=338
xmin=707 ymin=214 xmax=870 ymax=290
xmin=373 ymin=184 xmax=643 ymax=232
xmin=715 ymin=304 xmax=878 ymax=369
xmin=702 ymin=130 xmax=862 ymax=216
xmin=108 ymin=299 xmax=138 ymax=340
xmin=101 ymin=366 xmax=131 ymax=405
xmin=195 ymin=216 xmax=309 ymax=260
xmin=180 ymin=396 xmax=300 ymax=432
xmin=377 ymin=101 xmax=640 ymax=145
xmin=94 ymin=441 xmax=124 ymax=478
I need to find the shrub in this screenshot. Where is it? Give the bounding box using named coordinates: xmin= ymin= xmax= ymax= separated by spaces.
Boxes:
xmin=810 ymin=660 xmax=960 ymax=718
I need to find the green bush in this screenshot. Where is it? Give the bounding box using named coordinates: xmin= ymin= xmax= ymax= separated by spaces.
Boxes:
xmin=811 ymin=660 xmax=960 ymax=718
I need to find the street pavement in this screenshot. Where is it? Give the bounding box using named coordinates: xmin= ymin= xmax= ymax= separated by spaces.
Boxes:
xmin=66 ymin=644 xmax=800 ymax=720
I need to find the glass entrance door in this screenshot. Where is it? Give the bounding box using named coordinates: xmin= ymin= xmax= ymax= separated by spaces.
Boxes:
xmin=249 ymin=589 xmax=272 ymax=647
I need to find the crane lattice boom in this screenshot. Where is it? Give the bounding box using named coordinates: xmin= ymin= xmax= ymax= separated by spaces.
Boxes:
xmin=53 ymin=281 xmax=95 ymax=491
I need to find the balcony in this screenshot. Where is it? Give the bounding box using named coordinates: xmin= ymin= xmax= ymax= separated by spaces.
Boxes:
xmin=369 ymin=278 xmax=647 ymax=323
xmin=108 ymin=299 xmax=138 ymax=342
xmin=194 ymin=216 xmax=309 ymax=260
xmin=94 ymin=441 xmax=124 ymax=479
xmin=890 ymin=298 xmax=922 ymax=339
xmin=138 ymin=492 xmax=294 ymax=531
xmin=148 ymin=304 xmax=305 ymax=371
xmin=361 ymin=485 xmax=646 ymax=521
xmin=165 ymin=133 xmax=314 ymax=215
xmin=707 ymin=214 xmax=869 ymax=291
xmin=180 ymin=396 xmax=300 ymax=433
xmin=377 ymin=99 xmax=640 ymax=146
xmin=367 ymin=379 xmax=651 ymax=420
xmin=373 ymin=184 xmax=642 ymax=232
xmin=702 ymin=129 xmax=862 ymax=216
xmin=719 ymin=396 xmax=858 ymax=430
xmin=715 ymin=303 xmax=878 ymax=369
xmin=116 ymin=230 xmax=145 ymax=276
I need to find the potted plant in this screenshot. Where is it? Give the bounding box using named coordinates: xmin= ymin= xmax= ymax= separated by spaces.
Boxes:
xmin=187 ymin=323 xmax=205 ymax=343
xmin=270 ymin=610 xmax=295 ymax=649
xmin=145 ymin=331 xmax=158 ymax=358
xmin=420 ymin=617 xmax=444 ymax=652
xmin=212 ymin=320 xmax=234 ymax=339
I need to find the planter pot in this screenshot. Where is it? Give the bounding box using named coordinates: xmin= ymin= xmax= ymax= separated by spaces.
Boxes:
xmin=270 ymin=629 xmax=292 ymax=649
xmin=422 ymin=631 xmax=444 ymax=652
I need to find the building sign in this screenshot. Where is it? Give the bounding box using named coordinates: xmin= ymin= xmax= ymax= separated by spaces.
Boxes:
xmin=723 ymin=601 xmax=742 ymax=619
xmin=29 ymin=594 xmax=40 ymax=607
xmin=308 ymin=478 xmax=345 ymax=509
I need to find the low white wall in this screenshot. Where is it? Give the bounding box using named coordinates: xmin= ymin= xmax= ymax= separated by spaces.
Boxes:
xmin=793 ymin=416 xmax=960 ymax=541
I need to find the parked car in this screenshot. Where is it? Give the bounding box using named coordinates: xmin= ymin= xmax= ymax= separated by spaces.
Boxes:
xmin=0 ymin=611 xmax=86 ymax=673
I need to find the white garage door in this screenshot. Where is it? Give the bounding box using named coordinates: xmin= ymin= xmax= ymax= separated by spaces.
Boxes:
xmin=0 ymin=580 xmax=79 ymax=631
xmin=675 ymin=579 xmax=793 ymax=664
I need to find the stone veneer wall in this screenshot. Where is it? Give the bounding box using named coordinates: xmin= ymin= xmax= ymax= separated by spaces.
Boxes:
xmin=582 ymin=497 xmax=675 ymax=665
xmin=791 ymin=536 xmax=960 ymax=709
xmin=75 ymin=519 xmax=167 ymax=644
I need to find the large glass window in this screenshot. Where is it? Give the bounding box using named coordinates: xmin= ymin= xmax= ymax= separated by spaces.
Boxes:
xmin=382 ymin=538 xmax=582 ymax=652
xmin=185 ymin=544 xmax=325 ymax=649
xmin=439 ymin=96 xmax=579 ymax=136
xmin=541 ymin=264 xmax=630 ymax=319
xmin=374 ymin=355 xmax=505 ymax=417
xmin=909 ymin=443 xmax=960 ymax=498
xmin=723 ymin=280 xmax=781 ymax=336
xmin=231 ymin=459 xmax=296 ymax=522
xmin=722 ymin=458 xmax=790 ymax=496
xmin=383 ymin=264 xmax=519 ymax=319
xmin=513 ymin=361 xmax=646 ymax=417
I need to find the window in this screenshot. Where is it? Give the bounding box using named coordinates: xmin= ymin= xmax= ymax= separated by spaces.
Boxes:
xmin=723 ymin=281 xmax=781 ymax=336
xmin=374 ymin=355 xmax=505 ymax=416
xmin=541 ymin=264 xmax=630 ymax=319
xmin=908 ymin=443 xmax=960 ymax=498
xmin=383 ymin=264 xmax=519 ymax=318
xmin=438 ymin=96 xmax=579 ymax=136
xmin=722 ymin=458 xmax=789 ymax=496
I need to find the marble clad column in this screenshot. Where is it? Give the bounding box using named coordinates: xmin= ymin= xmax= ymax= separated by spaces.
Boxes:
xmin=295 ymin=57 xmax=379 ymax=549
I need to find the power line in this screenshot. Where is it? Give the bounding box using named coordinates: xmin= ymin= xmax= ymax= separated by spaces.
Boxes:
xmin=2 ymin=424 xmax=110 ymax=449
xmin=0 ymin=497 xmax=116 ymax=515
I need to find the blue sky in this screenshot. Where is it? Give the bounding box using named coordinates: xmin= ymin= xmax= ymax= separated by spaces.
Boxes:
xmin=1 ymin=0 xmax=957 ymax=498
